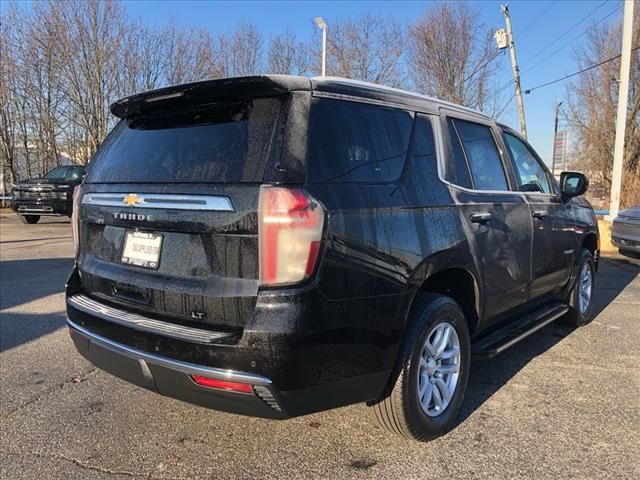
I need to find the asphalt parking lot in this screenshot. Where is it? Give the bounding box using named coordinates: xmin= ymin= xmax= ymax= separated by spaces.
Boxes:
xmin=1 ymin=211 xmax=639 ymax=480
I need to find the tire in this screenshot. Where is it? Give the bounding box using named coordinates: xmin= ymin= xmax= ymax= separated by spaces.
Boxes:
xmin=369 ymin=293 xmax=471 ymax=441
xmin=563 ymin=248 xmax=596 ymax=327
xmin=19 ymin=215 xmax=40 ymax=224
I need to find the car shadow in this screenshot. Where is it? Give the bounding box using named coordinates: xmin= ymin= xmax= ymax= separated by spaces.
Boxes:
xmin=454 ymin=257 xmax=638 ymax=427
xmin=0 ymin=311 xmax=67 ymax=352
xmin=0 ymin=257 xmax=74 ymax=351
xmin=591 ymin=256 xmax=639 ymax=318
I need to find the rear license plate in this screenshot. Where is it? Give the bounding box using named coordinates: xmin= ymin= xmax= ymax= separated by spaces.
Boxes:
xmin=121 ymin=231 xmax=163 ymax=269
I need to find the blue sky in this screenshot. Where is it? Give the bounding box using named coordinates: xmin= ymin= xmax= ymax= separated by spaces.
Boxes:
xmin=111 ymin=1 xmax=622 ymax=165
xmin=122 ymin=0 xmax=624 ymax=166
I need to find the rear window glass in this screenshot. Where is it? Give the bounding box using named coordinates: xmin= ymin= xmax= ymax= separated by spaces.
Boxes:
xmin=307 ymin=98 xmax=413 ymax=182
xmin=86 ymin=98 xmax=281 ymax=183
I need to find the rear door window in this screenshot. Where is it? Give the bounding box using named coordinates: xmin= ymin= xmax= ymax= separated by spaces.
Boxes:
xmin=307 ymin=98 xmax=413 ymax=182
xmin=86 ymin=98 xmax=281 ymax=183
xmin=448 ymin=118 xmax=509 ymax=191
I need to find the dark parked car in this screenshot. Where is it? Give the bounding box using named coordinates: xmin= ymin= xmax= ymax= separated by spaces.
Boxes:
xmin=11 ymin=165 xmax=86 ymax=224
xmin=66 ymin=76 xmax=599 ymax=441
xmin=611 ymin=205 xmax=640 ymax=255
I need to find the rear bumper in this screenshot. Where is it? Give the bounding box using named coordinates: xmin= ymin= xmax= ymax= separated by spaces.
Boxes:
xmin=68 ymin=318 xmax=288 ymax=419
xmin=65 ymin=266 xmax=392 ymax=418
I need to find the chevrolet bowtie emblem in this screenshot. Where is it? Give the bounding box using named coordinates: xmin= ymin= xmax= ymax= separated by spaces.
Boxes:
xmin=123 ymin=194 xmax=144 ymax=206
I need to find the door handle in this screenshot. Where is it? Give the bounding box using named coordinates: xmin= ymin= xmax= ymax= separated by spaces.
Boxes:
xmin=470 ymin=212 xmax=492 ymax=224
xmin=532 ymin=210 xmax=548 ymax=219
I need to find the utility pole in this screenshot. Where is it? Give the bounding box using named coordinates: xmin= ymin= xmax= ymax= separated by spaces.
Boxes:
xmin=606 ymin=0 xmax=634 ymax=221
xmin=501 ymin=4 xmax=527 ymax=139
xmin=551 ymin=101 xmax=563 ymax=177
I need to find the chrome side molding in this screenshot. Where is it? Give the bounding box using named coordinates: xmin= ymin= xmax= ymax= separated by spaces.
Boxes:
xmin=81 ymin=193 xmax=234 ymax=211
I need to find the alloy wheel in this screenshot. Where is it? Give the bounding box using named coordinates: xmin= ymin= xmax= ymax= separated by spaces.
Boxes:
xmin=579 ymin=262 xmax=593 ymax=314
xmin=417 ymin=321 xmax=461 ymax=417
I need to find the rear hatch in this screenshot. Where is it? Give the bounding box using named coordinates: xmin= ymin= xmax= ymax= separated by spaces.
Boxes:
xmin=77 ymin=90 xmax=293 ymax=332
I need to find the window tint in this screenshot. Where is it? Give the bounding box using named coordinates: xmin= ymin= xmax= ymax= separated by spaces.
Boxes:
xmin=451 ymin=119 xmax=508 ymax=191
xmin=503 ymin=132 xmax=551 ymax=194
xmin=446 ymin=119 xmax=473 ymax=188
xmin=307 ymin=98 xmax=413 ymax=182
xmin=86 ymin=98 xmax=281 ymax=183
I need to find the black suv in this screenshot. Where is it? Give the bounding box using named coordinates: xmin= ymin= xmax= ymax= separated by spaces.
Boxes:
xmin=66 ymin=76 xmax=599 ymax=441
xmin=11 ymin=165 xmax=86 ymax=224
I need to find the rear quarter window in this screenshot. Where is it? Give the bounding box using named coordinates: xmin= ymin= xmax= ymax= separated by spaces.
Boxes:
xmin=307 ymin=98 xmax=413 ymax=183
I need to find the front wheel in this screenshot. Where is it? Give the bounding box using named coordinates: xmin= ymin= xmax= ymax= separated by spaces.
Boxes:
xmin=370 ymin=293 xmax=470 ymax=441
xmin=19 ymin=215 xmax=40 ymax=224
xmin=564 ymin=248 xmax=596 ymax=327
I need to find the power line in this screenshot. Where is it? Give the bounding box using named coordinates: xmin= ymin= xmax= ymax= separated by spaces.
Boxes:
xmin=489 ymin=1 xmax=621 ymax=100
xmin=524 ymin=45 xmax=640 ymax=94
xmin=520 ymin=1 xmax=557 ymax=36
xmin=520 ymin=0 xmax=609 ymax=66
xmin=463 ymin=50 xmax=505 ymax=83
xmin=495 ymin=92 xmax=516 ymax=119
xmin=522 ymin=4 xmax=623 ymax=75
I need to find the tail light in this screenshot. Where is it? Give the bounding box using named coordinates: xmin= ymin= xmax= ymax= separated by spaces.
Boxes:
xmin=71 ymin=186 xmax=82 ymax=255
xmin=258 ymin=186 xmax=325 ymax=286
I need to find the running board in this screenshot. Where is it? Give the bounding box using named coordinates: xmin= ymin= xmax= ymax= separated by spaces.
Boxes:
xmin=472 ymin=303 xmax=569 ymax=359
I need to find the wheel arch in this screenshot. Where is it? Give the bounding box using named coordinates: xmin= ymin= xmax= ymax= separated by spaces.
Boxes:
xmin=417 ymin=267 xmax=480 ymax=335
xmin=376 ymin=259 xmax=480 ymax=400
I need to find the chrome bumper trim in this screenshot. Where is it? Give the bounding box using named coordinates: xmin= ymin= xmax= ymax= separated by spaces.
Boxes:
xmin=18 ymin=206 xmax=55 ymax=212
xmin=67 ymin=318 xmax=272 ymax=385
xmin=68 ymin=294 xmax=235 ymax=345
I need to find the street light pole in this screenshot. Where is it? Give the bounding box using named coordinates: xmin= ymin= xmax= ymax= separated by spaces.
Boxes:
xmin=314 ymin=17 xmax=328 ymax=76
xmin=551 ymin=101 xmax=563 ymax=177
xmin=606 ymin=0 xmax=634 ymax=220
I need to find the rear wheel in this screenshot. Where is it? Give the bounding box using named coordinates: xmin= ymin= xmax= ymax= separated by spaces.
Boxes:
xmin=19 ymin=215 xmax=40 ymax=224
xmin=564 ymin=248 xmax=596 ymax=327
xmin=370 ymin=293 xmax=470 ymax=441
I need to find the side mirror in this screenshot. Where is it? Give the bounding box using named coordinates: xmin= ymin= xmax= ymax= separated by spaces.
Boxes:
xmin=560 ymin=171 xmax=589 ymax=199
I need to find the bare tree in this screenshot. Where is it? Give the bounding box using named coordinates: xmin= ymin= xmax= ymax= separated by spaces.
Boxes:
xmin=221 ymin=22 xmax=263 ymax=77
xmin=21 ymin=2 xmax=66 ymax=173
xmin=57 ymin=0 xmax=127 ymax=162
xmin=566 ymin=11 xmax=640 ymax=207
xmin=120 ymin=23 xmax=166 ymax=95
xmin=1 ymin=2 xmax=64 ymax=179
xmin=408 ymin=2 xmax=500 ymax=111
xmin=161 ymin=21 xmax=222 ymax=86
xmin=267 ymin=29 xmax=309 ymax=75
xmin=326 ymin=15 xmax=404 ymax=87
xmin=0 ymin=7 xmax=19 ymax=183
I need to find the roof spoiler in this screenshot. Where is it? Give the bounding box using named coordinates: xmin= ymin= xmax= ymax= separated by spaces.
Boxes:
xmin=110 ymin=75 xmax=311 ymax=119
